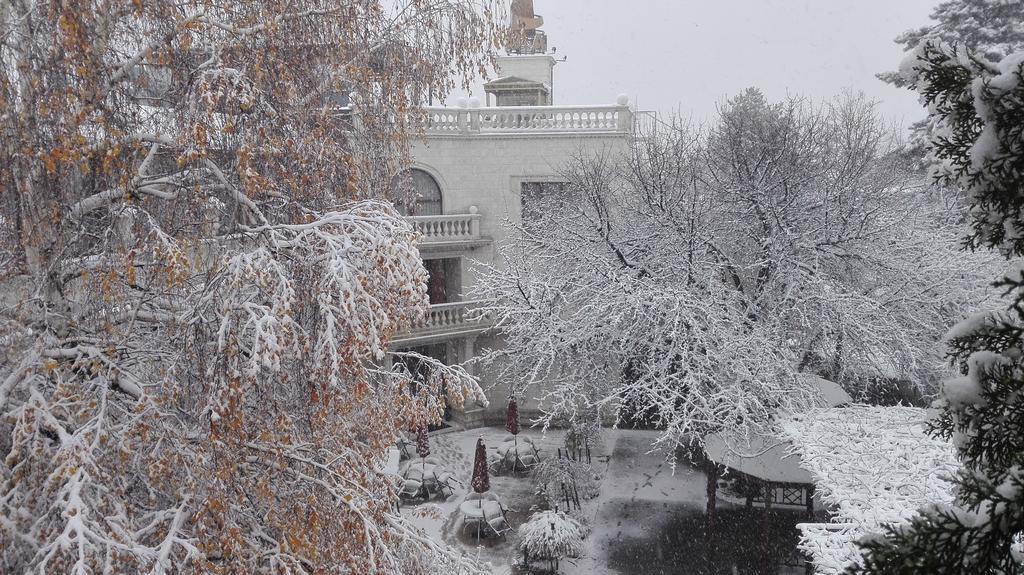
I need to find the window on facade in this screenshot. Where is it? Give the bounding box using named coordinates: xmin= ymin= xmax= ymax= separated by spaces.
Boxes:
xmin=521 ymin=181 xmax=570 ymax=228
xmin=391 ymin=168 xmax=442 ymax=216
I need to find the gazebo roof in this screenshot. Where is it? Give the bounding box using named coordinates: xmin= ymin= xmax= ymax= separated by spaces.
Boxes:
xmin=703 ymin=374 xmax=852 ymax=483
xmin=796 ymin=373 xmax=852 ymax=407
xmin=704 ymin=431 xmax=813 ymax=484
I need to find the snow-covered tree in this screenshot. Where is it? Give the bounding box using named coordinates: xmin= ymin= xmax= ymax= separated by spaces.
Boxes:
xmin=0 ymin=2 xmax=500 ymax=573
xmin=853 ymin=41 xmax=1024 ymax=575
xmin=879 ymin=0 xmax=1024 ymax=160
xmin=532 ymin=457 xmax=598 ymax=510
xmin=474 ymin=91 xmax=997 ymax=452
xmin=880 ymin=0 xmax=1024 ymax=88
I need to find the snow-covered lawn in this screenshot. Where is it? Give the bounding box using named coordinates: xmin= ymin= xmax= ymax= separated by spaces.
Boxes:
xmin=562 ymin=430 xmax=707 ymax=574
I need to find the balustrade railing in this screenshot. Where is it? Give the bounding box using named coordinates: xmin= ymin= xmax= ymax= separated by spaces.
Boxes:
xmin=407 ymin=210 xmax=482 ymax=243
xmin=397 ymin=299 xmax=493 ymax=339
xmin=416 ymin=104 xmax=633 ymax=134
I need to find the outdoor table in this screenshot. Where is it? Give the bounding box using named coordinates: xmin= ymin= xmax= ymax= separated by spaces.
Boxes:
xmin=496 ymin=438 xmax=540 ymax=472
xmin=402 ymin=462 xmax=437 ymax=481
xmin=401 ymin=462 xmax=439 ymax=498
xmin=497 ymin=442 xmax=537 ymax=457
xmin=502 ymin=434 xmax=534 ymax=445
xmin=459 ymin=500 xmax=505 ymax=540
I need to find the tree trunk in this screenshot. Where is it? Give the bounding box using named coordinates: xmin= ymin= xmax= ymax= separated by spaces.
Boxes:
xmin=705 ymin=461 xmax=718 ymax=529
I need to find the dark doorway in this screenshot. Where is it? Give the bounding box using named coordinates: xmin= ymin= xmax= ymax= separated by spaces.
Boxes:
xmin=400 ymin=343 xmax=452 ymax=430
xmin=424 ymin=258 xmax=462 ymax=305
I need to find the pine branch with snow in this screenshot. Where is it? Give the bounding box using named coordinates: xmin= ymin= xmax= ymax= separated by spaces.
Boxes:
xmin=852 ymin=38 xmax=1024 ymax=575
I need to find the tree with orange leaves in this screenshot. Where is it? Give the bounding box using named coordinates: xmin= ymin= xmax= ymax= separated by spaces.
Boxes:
xmin=0 ymin=1 xmax=501 ymax=572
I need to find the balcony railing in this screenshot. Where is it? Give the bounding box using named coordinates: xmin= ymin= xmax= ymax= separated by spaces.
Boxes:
xmin=417 ymin=104 xmax=633 ymax=135
xmin=408 ymin=209 xmax=483 ymax=244
xmin=394 ymin=299 xmax=494 ymax=342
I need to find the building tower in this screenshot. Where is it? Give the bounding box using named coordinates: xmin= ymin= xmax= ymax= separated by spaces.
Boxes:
xmin=484 ymin=0 xmax=556 ymax=107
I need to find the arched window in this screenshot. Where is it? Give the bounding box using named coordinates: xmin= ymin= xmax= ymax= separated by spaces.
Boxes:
xmin=391 ymin=168 xmax=442 ymax=216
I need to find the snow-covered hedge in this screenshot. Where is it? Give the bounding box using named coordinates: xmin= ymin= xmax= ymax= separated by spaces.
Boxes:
xmin=779 ymin=406 xmax=959 ymax=573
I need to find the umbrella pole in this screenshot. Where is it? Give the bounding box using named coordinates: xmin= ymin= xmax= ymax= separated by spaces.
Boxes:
xmin=513 ymin=434 xmax=518 ymax=473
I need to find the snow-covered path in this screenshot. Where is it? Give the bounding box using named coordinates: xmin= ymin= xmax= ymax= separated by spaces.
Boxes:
xmin=564 ymin=430 xmax=708 ymax=575
xmin=566 ymin=430 xmax=809 ymax=575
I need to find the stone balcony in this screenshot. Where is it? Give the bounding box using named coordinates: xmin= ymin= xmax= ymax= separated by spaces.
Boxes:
xmin=391 ymin=299 xmax=494 ymax=345
xmin=409 ymin=209 xmax=481 ymax=241
xmin=416 ymin=103 xmax=634 ymax=135
xmin=407 ymin=208 xmax=490 ymax=255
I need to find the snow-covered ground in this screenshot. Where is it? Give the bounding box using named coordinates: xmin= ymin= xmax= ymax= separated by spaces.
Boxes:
xmin=401 ymin=427 xmax=809 ymax=574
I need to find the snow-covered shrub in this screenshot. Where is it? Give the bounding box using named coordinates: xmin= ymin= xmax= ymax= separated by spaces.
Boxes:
xmin=564 ymin=417 xmax=602 ymax=460
xmin=532 ymin=456 xmax=599 ymax=510
xmin=519 ymin=510 xmax=586 ymax=563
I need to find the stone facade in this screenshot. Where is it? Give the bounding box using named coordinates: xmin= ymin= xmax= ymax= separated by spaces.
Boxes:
xmin=397 ymin=52 xmax=637 ymax=428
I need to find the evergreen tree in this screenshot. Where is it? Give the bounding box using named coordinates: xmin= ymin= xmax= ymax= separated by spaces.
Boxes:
xmin=879 ymin=0 xmax=1024 ymax=88
xmin=879 ymin=0 xmax=1024 ymax=163
xmin=852 ymin=41 xmax=1024 ymax=574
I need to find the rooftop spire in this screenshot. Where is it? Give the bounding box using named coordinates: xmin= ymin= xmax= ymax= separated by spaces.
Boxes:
xmin=508 ymin=0 xmax=547 ymax=54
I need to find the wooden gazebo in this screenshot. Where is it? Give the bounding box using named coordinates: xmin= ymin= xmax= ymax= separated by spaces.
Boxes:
xmin=702 ymin=375 xmax=853 ymax=522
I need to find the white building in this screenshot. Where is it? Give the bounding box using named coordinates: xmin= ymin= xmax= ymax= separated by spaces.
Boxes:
xmin=391 ymin=10 xmax=646 ymax=428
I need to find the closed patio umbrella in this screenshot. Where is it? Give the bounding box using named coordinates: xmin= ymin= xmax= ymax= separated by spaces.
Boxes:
xmin=471 ymin=437 xmax=490 ymax=495
xmin=416 ymin=425 xmax=430 ymax=475
xmin=506 ymin=398 xmax=520 ymax=436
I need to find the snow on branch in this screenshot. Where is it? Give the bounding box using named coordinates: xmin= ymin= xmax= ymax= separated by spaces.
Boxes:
xmin=1 ymin=2 xmax=502 ymax=572
xmin=1 ymin=202 xmax=487 ymax=573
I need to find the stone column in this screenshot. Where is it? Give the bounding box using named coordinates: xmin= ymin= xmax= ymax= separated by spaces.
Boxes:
xmin=615 ymin=94 xmax=632 ymax=132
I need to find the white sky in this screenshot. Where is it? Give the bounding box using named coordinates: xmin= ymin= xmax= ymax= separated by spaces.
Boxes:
xmin=458 ymin=0 xmax=941 ymax=127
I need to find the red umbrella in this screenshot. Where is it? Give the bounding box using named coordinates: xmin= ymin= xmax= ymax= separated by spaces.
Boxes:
xmin=505 ymin=398 xmax=520 ymax=436
xmin=415 ymin=426 xmax=431 ymax=459
xmin=506 ymin=398 xmax=522 ymax=470
xmin=471 ymin=437 xmax=490 ymax=494
xmin=416 ymin=426 xmax=430 ymax=477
